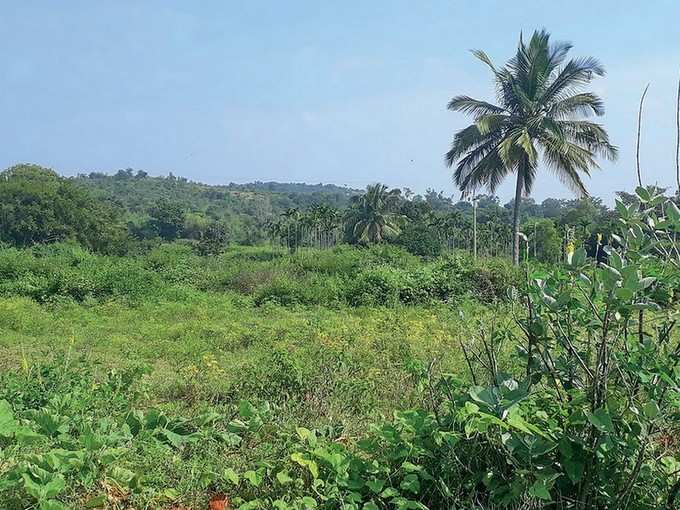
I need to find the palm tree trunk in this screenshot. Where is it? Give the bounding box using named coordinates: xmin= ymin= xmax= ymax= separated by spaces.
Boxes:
xmin=472 ymin=198 xmax=478 ymax=260
xmin=512 ymin=172 xmax=523 ymax=266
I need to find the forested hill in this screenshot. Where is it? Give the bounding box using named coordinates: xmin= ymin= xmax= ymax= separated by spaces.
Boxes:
xmin=75 ymin=170 xmax=360 ymax=214
xmin=71 ymin=170 xmax=361 ymax=244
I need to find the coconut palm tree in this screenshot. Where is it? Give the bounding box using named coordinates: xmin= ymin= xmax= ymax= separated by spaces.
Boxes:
xmin=445 ymin=29 xmax=617 ymax=264
xmin=346 ymin=183 xmax=403 ymax=244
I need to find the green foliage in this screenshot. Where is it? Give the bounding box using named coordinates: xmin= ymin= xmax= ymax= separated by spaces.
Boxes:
xmin=397 ymin=223 xmax=442 ymax=257
xmin=345 ymin=184 xmax=404 ymax=244
xmin=522 ymin=218 xmax=561 ymax=263
xmin=0 ymin=243 xmax=519 ymax=306
xmin=0 ymin=243 xmax=162 ymax=303
xmin=78 ymin=171 xmax=358 ymax=246
xmin=148 ymin=197 xmax=186 ymax=241
xmin=0 ymin=164 xmax=127 ymax=253
xmin=2 ymin=185 xmax=679 ymax=508
xmin=0 ymin=164 xmax=650 ymax=265
xmin=196 ymin=221 xmax=230 ymax=256
xmin=229 ymin=185 xmax=680 ymax=509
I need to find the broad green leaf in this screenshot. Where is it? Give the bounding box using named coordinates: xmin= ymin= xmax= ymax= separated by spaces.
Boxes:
xmin=160 ymin=428 xmax=201 ymax=448
xmin=380 ymin=487 xmax=400 ymax=498
xmin=635 ymin=186 xmax=651 ymax=203
xmin=666 ymin=201 xmax=680 ymax=222
xmin=39 ymin=501 xmax=68 ymax=510
xmin=276 ymin=470 xmax=293 ymax=485
xmin=84 ymin=494 xmax=108 ymax=508
xmin=615 ymin=200 xmax=629 ymax=218
xmin=15 ymin=427 xmax=46 ymax=445
xmin=223 ymin=467 xmax=240 ymax=484
xmin=529 ymin=480 xmax=552 ymax=501
xmin=366 ymin=478 xmax=385 ymax=493
xmin=23 ymin=473 xmax=66 ymax=500
xmin=301 ymin=496 xmax=317 ymax=509
xmin=401 ymin=462 xmax=421 ymax=473
xmin=564 ymin=458 xmax=585 ymax=483
xmin=587 ymin=408 xmax=615 ymax=434
xmin=243 ymin=470 xmax=262 ymax=487
xmin=0 ymin=400 xmax=18 ymax=438
xmin=400 ymin=474 xmax=420 ymax=494
xmin=290 ymin=453 xmax=319 ymax=479
xmin=643 ymin=401 xmax=659 ymax=419
xmin=239 ymin=400 xmax=257 ymax=419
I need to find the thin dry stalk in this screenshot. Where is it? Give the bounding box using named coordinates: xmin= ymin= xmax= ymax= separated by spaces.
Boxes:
xmin=636 ymin=83 xmax=650 ymax=187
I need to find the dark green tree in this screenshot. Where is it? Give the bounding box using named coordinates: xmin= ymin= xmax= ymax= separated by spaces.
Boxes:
xmin=0 ymin=164 xmax=127 ymax=253
xmin=196 ymin=221 xmax=229 ymax=256
xmin=397 ymin=222 xmax=442 ymax=257
xmin=148 ymin=198 xmax=186 ymax=241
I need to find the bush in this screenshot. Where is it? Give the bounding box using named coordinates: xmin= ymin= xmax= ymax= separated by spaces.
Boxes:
xmin=471 ymin=257 xmax=522 ymax=303
xmin=215 ymin=187 xmax=680 ymax=508
xmin=397 ymin=223 xmax=443 ymax=257
xmin=0 ymin=241 xmax=521 ymax=306
xmin=344 ymin=266 xmax=406 ymax=306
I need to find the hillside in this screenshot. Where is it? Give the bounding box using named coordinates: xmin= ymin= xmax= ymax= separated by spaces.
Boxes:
xmin=75 ymin=170 xmax=360 ymax=216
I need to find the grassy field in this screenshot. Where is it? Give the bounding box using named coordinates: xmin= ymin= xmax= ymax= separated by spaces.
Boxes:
xmin=0 ymin=294 xmax=502 ymax=428
xmin=2 ymin=238 xmax=677 ymax=509
xmin=0 ymin=243 xmax=515 ymax=509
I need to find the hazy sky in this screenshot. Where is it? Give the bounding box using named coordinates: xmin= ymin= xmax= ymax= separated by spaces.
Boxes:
xmin=2 ymin=1 xmax=679 ymax=203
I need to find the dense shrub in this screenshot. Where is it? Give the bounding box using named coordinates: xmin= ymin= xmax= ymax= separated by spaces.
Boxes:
xmin=0 ymin=243 xmax=162 ymax=302
xmin=2 ymin=188 xmax=679 ymax=508
xmin=396 ymin=223 xmax=443 ymax=257
xmin=143 ymin=243 xmax=204 ymax=284
xmin=254 ymin=274 xmax=344 ymax=307
xmin=0 ymin=243 xmax=521 ymax=306
xmin=345 ymin=266 xmax=405 ymax=306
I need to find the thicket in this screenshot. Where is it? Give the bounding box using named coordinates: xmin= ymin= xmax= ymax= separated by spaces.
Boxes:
xmin=0 ymin=243 xmax=520 ymax=307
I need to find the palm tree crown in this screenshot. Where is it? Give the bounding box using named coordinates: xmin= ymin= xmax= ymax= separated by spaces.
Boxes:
xmin=347 ymin=183 xmax=403 ymax=243
xmin=445 ymin=29 xmax=617 ymax=264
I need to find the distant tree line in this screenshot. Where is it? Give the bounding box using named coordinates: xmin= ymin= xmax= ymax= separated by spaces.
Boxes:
xmin=265 ymin=181 xmax=627 ymax=263
xmin=0 ymin=164 xmax=666 ymax=263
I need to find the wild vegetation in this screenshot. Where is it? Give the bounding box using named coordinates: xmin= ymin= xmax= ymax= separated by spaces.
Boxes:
xmin=1 ymin=29 xmax=679 ymax=510
xmin=1 ymin=187 xmax=679 ymax=508
xmin=1 ymin=163 xmax=634 ymax=265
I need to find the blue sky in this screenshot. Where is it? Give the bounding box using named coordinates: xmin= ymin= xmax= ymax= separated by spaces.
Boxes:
xmin=1 ymin=1 xmax=679 ymax=203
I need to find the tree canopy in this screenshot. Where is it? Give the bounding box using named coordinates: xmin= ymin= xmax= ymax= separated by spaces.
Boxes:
xmin=0 ymin=164 xmax=126 ymax=253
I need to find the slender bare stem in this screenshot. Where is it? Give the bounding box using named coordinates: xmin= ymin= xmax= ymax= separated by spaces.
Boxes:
xmin=636 ymin=83 xmax=650 ymax=188
xmin=676 ymin=75 xmax=680 ymax=193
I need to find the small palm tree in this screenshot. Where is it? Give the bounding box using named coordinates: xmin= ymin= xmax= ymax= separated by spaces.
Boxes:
xmin=346 ymin=184 xmax=403 ymax=243
xmin=445 ymin=29 xmax=617 ymax=264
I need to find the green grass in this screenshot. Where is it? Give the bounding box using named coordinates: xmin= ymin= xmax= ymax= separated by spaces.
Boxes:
xmin=0 ymin=275 xmax=510 ymax=508
xmin=0 ymin=242 xmax=527 ymax=508
xmin=2 ymin=241 xmax=678 ymax=508
xmin=0 ymin=294 xmax=501 ymax=425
